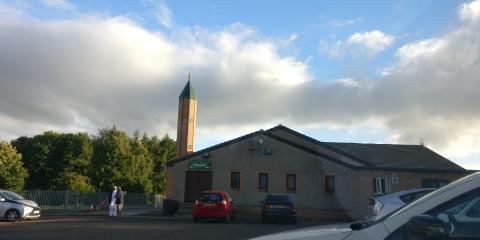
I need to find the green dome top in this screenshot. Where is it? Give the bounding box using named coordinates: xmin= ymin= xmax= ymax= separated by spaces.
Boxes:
xmin=179 ymin=80 xmax=196 ymax=100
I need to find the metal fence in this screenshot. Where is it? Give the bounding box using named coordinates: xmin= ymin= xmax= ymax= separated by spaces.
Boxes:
xmin=20 ymin=190 xmax=158 ymax=210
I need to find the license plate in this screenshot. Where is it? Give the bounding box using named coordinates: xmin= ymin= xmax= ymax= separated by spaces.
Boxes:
xmin=33 ymin=210 xmax=40 ymax=214
xmin=273 ymin=205 xmax=285 ymax=208
xmin=204 ymin=203 xmax=215 ymax=207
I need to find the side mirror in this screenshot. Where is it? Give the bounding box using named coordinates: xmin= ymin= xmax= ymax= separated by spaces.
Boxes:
xmin=408 ymin=215 xmax=449 ymax=240
xmin=350 ymin=221 xmax=367 ymax=231
xmin=0 ymin=198 xmax=5 ymax=202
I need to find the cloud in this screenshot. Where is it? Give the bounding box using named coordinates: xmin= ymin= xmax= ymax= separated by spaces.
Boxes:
xmin=40 ymin=0 xmax=75 ymax=10
xmin=347 ymin=30 xmax=395 ymax=56
xmin=2 ymin=1 xmax=480 ymax=167
xmin=459 ymin=0 xmax=480 ymax=23
xmin=320 ymin=30 xmax=394 ymax=59
xmin=0 ymin=16 xmax=310 ymax=141
xmin=329 ymin=18 xmax=362 ymax=28
xmin=153 ymin=1 xmax=175 ymax=28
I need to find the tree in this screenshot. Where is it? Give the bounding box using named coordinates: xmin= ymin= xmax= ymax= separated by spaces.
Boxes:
xmin=0 ymin=141 xmax=28 ymax=191
xmin=142 ymin=133 xmax=175 ymax=194
xmin=12 ymin=132 xmax=94 ymax=191
xmin=91 ymin=127 xmax=154 ymax=193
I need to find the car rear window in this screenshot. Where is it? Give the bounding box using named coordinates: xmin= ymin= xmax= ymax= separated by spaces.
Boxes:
xmin=399 ymin=190 xmax=432 ymax=204
xmin=199 ymin=193 xmax=223 ymax=202
xmin=265 ymin=195 xmax=292 ymax=203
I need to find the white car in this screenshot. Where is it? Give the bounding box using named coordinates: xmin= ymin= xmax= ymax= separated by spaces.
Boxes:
xmin=251 ymin=171 xmax=480 ymax=240
xmin=0 ymin=190 xmax=41 ymax=222
xmin=367 ymin=188 xmax=436 ymax=221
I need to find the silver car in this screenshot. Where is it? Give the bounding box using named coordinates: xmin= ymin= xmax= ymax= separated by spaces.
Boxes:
xmin=0 ymin=189 xmax=41 ymax=222
xmin=367 ymin=188 xmax=435 ymax=221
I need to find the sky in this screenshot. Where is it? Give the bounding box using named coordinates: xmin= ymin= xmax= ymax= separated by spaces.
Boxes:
xmin=1 ymin=0 xmax=480 ymax=170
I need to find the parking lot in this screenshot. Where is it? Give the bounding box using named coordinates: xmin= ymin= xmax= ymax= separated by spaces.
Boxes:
xmin=0 ymin=213 xmax=331 ymax=240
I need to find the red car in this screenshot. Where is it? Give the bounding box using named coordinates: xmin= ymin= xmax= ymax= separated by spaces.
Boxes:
xmin=193 ymin=191 xmax=235 ymax=223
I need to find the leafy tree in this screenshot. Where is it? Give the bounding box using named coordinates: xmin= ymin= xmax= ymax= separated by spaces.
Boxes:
xmin=53 ymin=172 xmax=95 ymax=192
xmin=0 ymin=141 xmax=28 ymax=191
xmin=12 ymin=132 xmax=94 ymax=190
xmin=142 ymin=133 xmax=175 ymax=194
xmin=91 ymin=127 xmax=154 ymax=193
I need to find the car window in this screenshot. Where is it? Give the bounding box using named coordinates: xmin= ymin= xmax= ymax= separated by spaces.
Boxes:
xmin=265 ymin=195 xmax=291 ymax=203
xmin=465 ymin=200 xmax=480 ymax=218
xmin=399 ymin=190 xmax=433 ymax=204
xmin=426 ymin=188 xmax=480 ymax=237
xmin=386 ymin=187 xmax=480 ymax=240
xmin=399 ymin=192 xmax=416 ymax=204
xmin=199 ymin=193 xmax=223 ymax=202
xmin=0 ymin=191 xmax=24 ymax=200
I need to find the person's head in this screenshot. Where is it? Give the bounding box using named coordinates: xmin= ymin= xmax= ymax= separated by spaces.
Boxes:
xmin=113 ymin=186 xmax=117 ymax=191
xmin=118 ymin=186 xmax=122 ymax=191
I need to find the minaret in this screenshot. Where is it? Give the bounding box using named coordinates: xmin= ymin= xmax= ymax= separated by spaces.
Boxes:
xmin=176 ymin=73 xmax=197 ymax=158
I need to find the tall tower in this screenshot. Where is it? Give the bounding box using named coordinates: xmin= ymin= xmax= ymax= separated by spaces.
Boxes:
xmin=176 ymin=74 xmax=197 ymax=158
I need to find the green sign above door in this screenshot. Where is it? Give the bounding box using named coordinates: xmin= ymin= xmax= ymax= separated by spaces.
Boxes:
xmin=188 ymin=159 xmax=211 ymax=169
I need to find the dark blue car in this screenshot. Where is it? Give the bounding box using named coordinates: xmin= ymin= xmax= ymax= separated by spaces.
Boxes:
xmin=261 ymin=194 xmax=297 ymax=224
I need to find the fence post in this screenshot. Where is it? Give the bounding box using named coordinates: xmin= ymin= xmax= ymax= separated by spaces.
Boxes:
xmin=64 ymin=190 xmax=68 ymax=210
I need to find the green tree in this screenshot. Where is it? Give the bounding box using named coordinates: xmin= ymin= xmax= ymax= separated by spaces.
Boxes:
xmin=91 ymin=127 xmax=154 ymax=193
xmin=142 ymin=133 xmax=175 ymax=194
xmin=12 ymin=132 xmax=94 ymax=191
xmin=0 ymin=141 xmax=28 ymax=191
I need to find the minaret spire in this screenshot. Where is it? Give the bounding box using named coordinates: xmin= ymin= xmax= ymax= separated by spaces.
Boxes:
xmin=176 ymin=74 xmax=197 ymax=158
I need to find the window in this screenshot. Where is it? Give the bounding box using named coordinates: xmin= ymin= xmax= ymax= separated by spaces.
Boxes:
xmin=286 ymin=174 xmax=296 ymax=192
xmin=259 ymin=173 xmax=268 ymax=191
xmin=325 ymin=175 xmax=335 ymax=193
xmin=386 ymin=187 xmax=480 ymax=240
xmin=422 ymin=179 xmax=449 ymax=188
xmin=399 ymin=190 xmax=433 ymax=204
xmin=373 ymin=177 xmax=390 ymax=194
xmin=230 ymin=172 xmax=240 ymax=189
xmin=199 ymin=192 xmax=222 ymax=202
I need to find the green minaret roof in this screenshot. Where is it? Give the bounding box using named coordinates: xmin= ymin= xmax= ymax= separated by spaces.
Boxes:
xmin=179 ymin=77 xmax=196 ymax=100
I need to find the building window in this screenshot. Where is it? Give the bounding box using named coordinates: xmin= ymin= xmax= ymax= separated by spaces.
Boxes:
xmin=325 ymin=175 xmax=335 ymax=193
xmin=231 ymin=172 xmax=240 ymax=189
xmin=259 ymin=173 xmax=268 ymax=191
xmin=373 ymin=177 xmax=391 ymax=194
xmin=422 ymin=179 xmax=449 ymax=188
xmin=286 ymin=174 xmax=296 ymax=192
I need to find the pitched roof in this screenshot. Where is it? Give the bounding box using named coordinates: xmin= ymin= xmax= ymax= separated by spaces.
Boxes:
xmin=179 ymin=80 xmax=196 ymax=100
xmin=267 ymin=125 xmax=465 ymax=172
xmin=326 ymin=142 xmax=465 ymax=171
xmin=168 ymin=124 xmax=467 ymax=173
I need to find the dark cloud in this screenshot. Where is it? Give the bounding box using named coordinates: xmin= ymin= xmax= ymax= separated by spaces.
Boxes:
xmin=1 ymin=4 xmax=480 ymax=164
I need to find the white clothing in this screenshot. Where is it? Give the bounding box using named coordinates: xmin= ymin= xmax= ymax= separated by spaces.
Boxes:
xmin=108 ymin=190 xmax=117 ymax=217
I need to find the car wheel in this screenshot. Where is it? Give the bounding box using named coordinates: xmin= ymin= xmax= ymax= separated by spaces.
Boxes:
xmin=6 ymin=209 xmax=20 ymax=222
xmin=193 ymin=217 xmax=198 ymax=222
xmin=224 ymin=214 xmax=231 ymax=224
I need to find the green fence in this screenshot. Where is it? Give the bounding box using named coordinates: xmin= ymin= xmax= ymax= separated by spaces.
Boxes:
xmin=21 ymin=190 xmax=157 ymax=210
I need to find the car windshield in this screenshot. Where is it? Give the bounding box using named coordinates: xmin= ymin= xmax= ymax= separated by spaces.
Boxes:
xmin=199 ymin=193 xmax=222 ymax=202
xmin=265 ymin=195 xmax=292 ymax=203
xmin=1 ymin=191 xmax=25 ymax=200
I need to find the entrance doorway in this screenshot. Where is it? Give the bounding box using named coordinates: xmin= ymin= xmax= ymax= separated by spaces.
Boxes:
xmin=184 ymin=171 xmax=212 ymax=203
